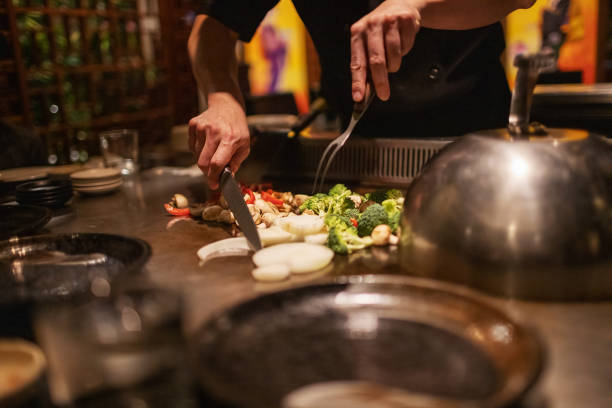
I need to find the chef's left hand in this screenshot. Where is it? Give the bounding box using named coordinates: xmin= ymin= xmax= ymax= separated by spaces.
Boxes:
xmin=350 ymin=0 xmax=422 ymax=102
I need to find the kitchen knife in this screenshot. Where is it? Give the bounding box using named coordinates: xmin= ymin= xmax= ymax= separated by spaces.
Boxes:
xmin=219 ymin=167 xmax=262 ymax=251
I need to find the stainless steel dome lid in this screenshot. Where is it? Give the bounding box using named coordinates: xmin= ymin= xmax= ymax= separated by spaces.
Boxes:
xmin=399 ymin=53 xmax=612 ymax=301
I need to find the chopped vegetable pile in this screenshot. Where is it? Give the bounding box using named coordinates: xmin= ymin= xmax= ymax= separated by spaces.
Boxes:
xmin=170 ymin=183 xmax=403 ymax=258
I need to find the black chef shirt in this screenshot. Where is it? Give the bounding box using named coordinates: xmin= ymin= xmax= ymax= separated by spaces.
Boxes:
xmin=199 ymin=0 xmax=511 ymax=138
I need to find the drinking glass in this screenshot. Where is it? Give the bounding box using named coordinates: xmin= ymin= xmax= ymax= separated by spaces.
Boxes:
xmin=99 ymin=129 xmax=139 ymax=175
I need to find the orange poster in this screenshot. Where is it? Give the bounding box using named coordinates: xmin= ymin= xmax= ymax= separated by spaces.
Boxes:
xmin=505 ymin=0 xmax=599 ymax=85
xmin=243 ymin=0 xmax=310 ymax=113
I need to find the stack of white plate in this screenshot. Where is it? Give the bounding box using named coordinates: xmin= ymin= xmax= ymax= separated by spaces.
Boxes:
xmin=70 ymin=168 xmax=123 ymax=195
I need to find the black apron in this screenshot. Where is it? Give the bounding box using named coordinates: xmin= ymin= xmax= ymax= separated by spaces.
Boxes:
xmin=292 ymin=0 xmax=511 ymax=138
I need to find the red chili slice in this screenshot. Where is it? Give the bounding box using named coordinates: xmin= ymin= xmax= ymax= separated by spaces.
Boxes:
xmin=164 ymin=203 xmax=190 ymax=216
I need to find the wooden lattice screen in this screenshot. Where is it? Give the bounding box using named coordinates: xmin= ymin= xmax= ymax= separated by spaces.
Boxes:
xmin=0 ymin=0 xmax=172 ymax=164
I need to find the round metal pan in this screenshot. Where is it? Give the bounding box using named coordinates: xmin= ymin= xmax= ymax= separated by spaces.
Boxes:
xmin=0 ymin=233 xmax=151 ymax=305
xmin=193 ymin=276 xmax=543 ymax=408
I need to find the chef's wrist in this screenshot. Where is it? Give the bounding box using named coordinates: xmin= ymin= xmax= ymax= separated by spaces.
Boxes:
xmin=207 ymin=91 xmax=246 ymax=112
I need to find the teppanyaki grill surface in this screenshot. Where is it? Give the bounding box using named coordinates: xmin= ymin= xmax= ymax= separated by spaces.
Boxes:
xmin=193 ymin=276 xmax=542 ymax=408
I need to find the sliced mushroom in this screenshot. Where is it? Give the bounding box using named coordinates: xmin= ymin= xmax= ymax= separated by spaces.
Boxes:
xmin=216 ymin=209 xmax=235 ymax=224
xmin=371 ymin=224 xmax=391 ymax=246
xmin=255 ymin=199 xmax=278 ymax=215
xmin=202 ymin=205 xmax=223 ymax=221
xmin=281 ymin=192 xmax=293 ymax=204
xmin=359 ymin=200 xmax=376 ymax=212
xmin=262 ymin=213 xmax=278 ymax=227
xmin=172 ymin=193 xmax=189 ymax=209
xmin=252 ymin=211 xmax=262 ymax=225
xmin=293 ymin=194 xmax=309 ymax=208
xmin=349 ymin=194 xmax=362 ymax=208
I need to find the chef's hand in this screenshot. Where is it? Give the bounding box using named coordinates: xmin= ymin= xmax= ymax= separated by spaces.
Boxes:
xmin=188 ymin=93 xmax=250 ymax=190
xmin=350 ymin=0 xmax=422 ymax=102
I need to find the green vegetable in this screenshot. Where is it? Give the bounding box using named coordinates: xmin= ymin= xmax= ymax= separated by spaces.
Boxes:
xmin=299 ymin=184 xmax=356 ymax=216
xmin=343 ymin=208 xmax=360 ymax=220
xmin=358 ymin=203 xmax=388 ymax=237
xmin=388 ymin=211 xmax=401 ymax=233
xmin=382 ymin=199 xmax=402 ymax=233
xmin=367 ymin=188 xmax=403 ymax=204
xmin=327 ymin=226 xmax=373 ymax=255
xmin=324 ymin=214 xmax=352 ymax=230
xmin=299 ymin=193 xmax=332 ymax=216
xmin=328 ymin=184 xmax=349 ymax=196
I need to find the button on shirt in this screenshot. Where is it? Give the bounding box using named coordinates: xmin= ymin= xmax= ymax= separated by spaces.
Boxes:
xmin=199 ymin=0 xmax=511 ymax=138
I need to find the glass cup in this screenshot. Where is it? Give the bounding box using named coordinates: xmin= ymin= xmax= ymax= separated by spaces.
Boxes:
xmin=99 ymin=129 xmax=139 ymax=175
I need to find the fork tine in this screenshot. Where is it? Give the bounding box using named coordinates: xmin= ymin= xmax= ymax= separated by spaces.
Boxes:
xmin=311 ymin=89 xmax=375 ymax=194
xmin=312 ymin=139 xmax=339 ymax=194
xmin=315 ymin=133 xmax=350 ymax=193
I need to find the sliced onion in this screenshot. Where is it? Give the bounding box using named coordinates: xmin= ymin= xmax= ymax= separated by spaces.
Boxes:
xmin=304 ymin=233 xmax=329 ymax=246
xmin=251 ymin=264 xmax=290 ymax=282
xmin=197 ymin=237 xmax=249 ymax=264
xmin=253 ymin=243 xmax=334 ymax=274
xmin=260 ymin=226 xmax=298 ymax=247
xmin=276 ymin=215 xmax=325 ymax=237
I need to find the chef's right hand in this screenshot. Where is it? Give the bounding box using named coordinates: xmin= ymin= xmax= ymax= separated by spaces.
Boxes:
xmin=188 ymin=93 xmax=250 ymax=190
xmin=350 ymin=0 xmax=422 ymax=102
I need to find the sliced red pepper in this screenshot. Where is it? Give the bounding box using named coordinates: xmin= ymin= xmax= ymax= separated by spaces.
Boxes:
xmin=261 ymin=191 xmax=284 ymax=207
xmin=164 ymin=203 xmax=191 ymax=216
xmin=242 ymin=187 xmax=256 ymax=205
xmin=350 ymin=218 xmax=358 ymax=228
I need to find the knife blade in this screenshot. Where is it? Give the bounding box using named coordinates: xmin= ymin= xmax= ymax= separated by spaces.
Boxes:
xmin=220 ymin=167 xmax=262 ymax=251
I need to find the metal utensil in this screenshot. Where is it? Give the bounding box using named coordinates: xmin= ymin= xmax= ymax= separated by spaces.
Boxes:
xmin=219 ymin=167 xmax=262 ymax=251
xmin=312 ymin=91 xmax=375 ymax=194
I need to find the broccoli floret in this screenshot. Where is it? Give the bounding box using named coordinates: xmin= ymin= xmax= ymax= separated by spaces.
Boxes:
xmin=327 ymin=226 xmax=373 ymax=254
xmin=299 ymin=194 xmax=332 ymax=216
xmin=386 ymin=189 xmax=403 ymax=200
xmin=324 ymin=214 xmax=353 ymax=230
xmin=330 ymin=196 xmax=354 ymax=215
xmin=366 ymin=190 xmax=387 ymax=204
xmin=358 ymin=203 xmax=388 ymax=237
xmin=381 ymin=199 xmax=398 ymax=214
xmin=381 ymin=199 xmax=402 ymax=233
xmin=367 ymin=189 xmax=404 ymax=203
xmin=343 ymin=208 xmax=360 ymax=220
xmin=388 ymin=211 xmax=401 ymax=233
xmin=328 ymin=184 xmax=350 ymax=196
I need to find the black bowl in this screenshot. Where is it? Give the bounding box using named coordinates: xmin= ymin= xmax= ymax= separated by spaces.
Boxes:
xmin=16 ymin=187 xmax=73 ymax=199
xmin=16 ymin=179 xmax=72 ymax=194
xmin=16 ymin=194 xmax=73 ymax=208
xmin=0 ymin=205 xmax=52 ymax=240
xmin=16 ymin=179 xmax=74 ymax=207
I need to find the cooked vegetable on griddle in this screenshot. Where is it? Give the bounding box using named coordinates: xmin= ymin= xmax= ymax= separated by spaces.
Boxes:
xmin=189 ymin=183 xmax=405 ymax=278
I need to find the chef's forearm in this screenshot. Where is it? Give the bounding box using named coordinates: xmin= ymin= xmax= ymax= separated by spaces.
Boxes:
xmin=188 ymin=15 xmax=244 ymax=107
xmin=415 ymin=0 xmax=535 ymax=30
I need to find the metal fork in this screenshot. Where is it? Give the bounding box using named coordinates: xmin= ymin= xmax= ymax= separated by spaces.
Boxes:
xmin=312 ymin=90 xmax=375 ymax=194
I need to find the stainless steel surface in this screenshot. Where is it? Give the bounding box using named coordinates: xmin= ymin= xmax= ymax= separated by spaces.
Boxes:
xmin=534 ymin=83 xmax=612 ymax=105
xmin=266 ymin=137 xmax=451 ymax=188
xmin=400 ymin=130 xmax=612 ymax=300
xmin=39 ymin=171 xmax=612 ymax=408
xmin=312 ymin=91 xmax=375 ymax=193
xmin=220 ymin=167 xmax=262 ymax=251
xmin=508 ymin=53 xmax=555 ymax=136
xmin=195 ymin=276 xmax=542 ymax=408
